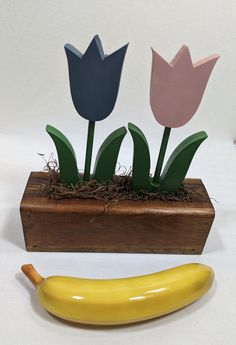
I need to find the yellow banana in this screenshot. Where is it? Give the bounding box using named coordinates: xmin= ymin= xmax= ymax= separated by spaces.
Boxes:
xmin=21 ymin=263 xmax=214 ymax=325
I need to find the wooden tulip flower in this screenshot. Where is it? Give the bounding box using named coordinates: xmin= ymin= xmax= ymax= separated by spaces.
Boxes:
xmin=65 ymin=35 xmax=128 ymax=181
xmin=128 ymin=46 xmax=219 ymax=193
xmin=150 ymin=46 xmax=219 ymax=184
xmin=150 ymin=45 xmax=219 ymax=128
xmin=46 ymin=35 xmax=128 ymax=185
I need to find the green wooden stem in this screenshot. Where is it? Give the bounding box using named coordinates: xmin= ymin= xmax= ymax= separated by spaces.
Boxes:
xmin=153 ymin=127 xmax=171 ymax=184
xmin=84 ymin=120 xmax=95 ymax=181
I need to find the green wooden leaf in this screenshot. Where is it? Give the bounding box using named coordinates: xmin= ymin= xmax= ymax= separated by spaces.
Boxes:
xmin=128 ymin=122 xmax=156 ymax=192
xmin=93 ymin=126 xmax=127 ymax=182
xmin=159 ymin=131 xmax=208 ymax=193
xmin=46 ymin=124 xmax=79 ymax=186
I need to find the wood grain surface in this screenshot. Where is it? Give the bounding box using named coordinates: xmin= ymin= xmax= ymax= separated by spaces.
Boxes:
xmin=20 ymin=172 xmax=215 ymax=254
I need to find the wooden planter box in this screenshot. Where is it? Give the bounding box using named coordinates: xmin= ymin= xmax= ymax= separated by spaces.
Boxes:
xmin=20 ymin=172 xmax=215 ymax=254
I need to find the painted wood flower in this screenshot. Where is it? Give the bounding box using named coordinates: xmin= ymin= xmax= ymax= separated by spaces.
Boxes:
xmin=150 ymin=46 xmax=219 ymax=128
xmin=64 ymin=35 xmax=128 ymax=181
xmin=65 ymin=35 xmax=128 ymax=121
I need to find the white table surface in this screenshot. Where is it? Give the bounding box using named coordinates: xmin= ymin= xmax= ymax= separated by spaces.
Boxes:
xmin=0 ymin=134 xmax=236 ymax=345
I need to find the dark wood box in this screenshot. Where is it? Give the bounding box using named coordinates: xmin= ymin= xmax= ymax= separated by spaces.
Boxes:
xmin=20 ymin=172 xmax=215 ymax=254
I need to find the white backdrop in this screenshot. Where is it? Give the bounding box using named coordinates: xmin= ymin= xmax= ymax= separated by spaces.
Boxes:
xmin=0 ymin=0 xmax=235 ymax=170
xmin=0 ymin=1 xmax=236 ymax=344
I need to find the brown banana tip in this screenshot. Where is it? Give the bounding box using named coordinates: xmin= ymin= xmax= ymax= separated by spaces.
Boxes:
xmin=21 ymin=264 xmax=43 ymax=286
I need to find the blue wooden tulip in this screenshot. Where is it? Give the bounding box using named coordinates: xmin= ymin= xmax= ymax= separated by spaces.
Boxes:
xmin=65 ymin=35 xmax=128 ymax=121
xmin=64 ymin=35 xmax=128 ymax=181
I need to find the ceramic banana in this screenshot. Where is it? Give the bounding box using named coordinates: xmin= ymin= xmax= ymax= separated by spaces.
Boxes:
xmin=21 ymin=263 xmax=214 ymax=325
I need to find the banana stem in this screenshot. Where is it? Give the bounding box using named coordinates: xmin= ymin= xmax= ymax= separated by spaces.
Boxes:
xmin=21 ymin=264 xmax=43 ymax=287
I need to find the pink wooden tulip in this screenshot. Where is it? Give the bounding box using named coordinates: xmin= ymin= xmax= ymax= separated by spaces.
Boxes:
xmin=150 ymin=46 xmax=219 ymax=128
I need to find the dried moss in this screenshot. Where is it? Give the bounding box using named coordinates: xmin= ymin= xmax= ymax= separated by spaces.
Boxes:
xmin=39 ymin=154 xmax=200 ymax=203
xmin=43 ymin=170 xmax=193 ymax=203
